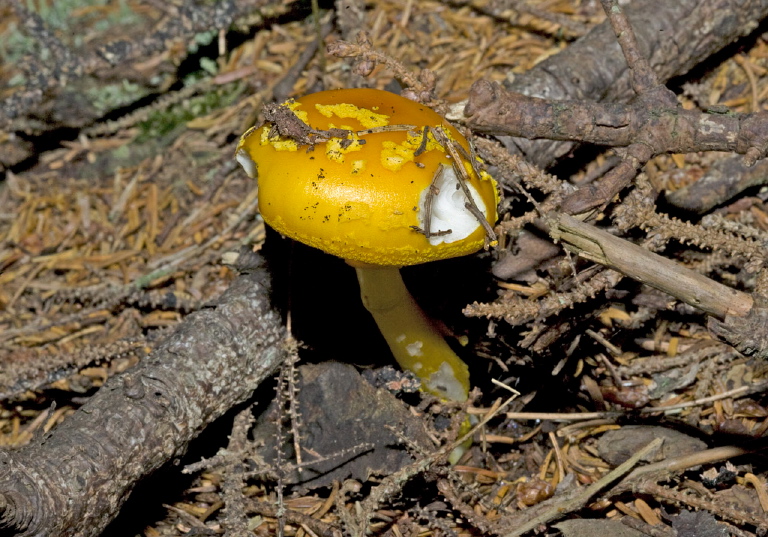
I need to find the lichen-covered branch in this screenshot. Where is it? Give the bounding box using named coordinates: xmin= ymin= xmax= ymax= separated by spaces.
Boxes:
xmin=1 ymin=0 xmax=287 ymax=129
xmin=0 ymin=253 xmax=286 ymax=536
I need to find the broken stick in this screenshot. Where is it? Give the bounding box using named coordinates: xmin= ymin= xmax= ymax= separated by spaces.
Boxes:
xmin=547 ymin=213 xmax=768 ymax=359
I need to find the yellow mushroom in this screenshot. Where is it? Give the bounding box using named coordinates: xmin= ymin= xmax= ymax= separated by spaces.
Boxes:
xmin=236 ymin=88 xmax=498 ymax=402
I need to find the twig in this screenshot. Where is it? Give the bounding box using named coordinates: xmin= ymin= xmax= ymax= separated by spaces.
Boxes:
xmin=418 ymin=165 xmax=449 ymax=239
xmin=632 ymin=481 xmax=768 ymax=529
xmin=501 ymin=438 xmax=664 ymax=537
xmin=219 ymin=406 xmax=258 ymax=537
xmin=327 ymin=31 xmax=438 ymax=106
xmin=665 ymin=155 xmax=768 ymax=213
xmin=599 ymin=0 xmax=662 ymax=96
xmin=547 ymin=212 xmax=754 ymax=319
xmin=448 ymin=0 xmax=591 ymax=39
xmin=546 ymin=211 xmax=768 ymax=358
xmin=470 ymin=379 xmax=768 ymax=433
xmin=273 ymin=18 xmax=332 ymax=103
xmin=430 ymin=127 xmax=498 ymax=243
xmin=352 ymin=388 xmax=518 ymax=535
xmin=465 ymin=79 xmax=768 ymax=214
xmin=244 ymin=499 xmax=336 ymax=537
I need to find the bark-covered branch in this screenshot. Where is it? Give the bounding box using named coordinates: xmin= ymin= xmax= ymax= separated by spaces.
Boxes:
xmin=464 ymin=74 xmax=768 ymax=214
xmin=1 ymin=0 xmax=284 ymax=129
xmin=665 ymin=155 xmax=768 ymax=213
xmin=470 ymin=0 xmax=768 ymax=169
xmin=0 ymin=253 xmax=286 ymax=536
xmin=466 ymin=82 xmax=768 ymax=159
xmin=465 ymin=0 xmax=768 ymax=216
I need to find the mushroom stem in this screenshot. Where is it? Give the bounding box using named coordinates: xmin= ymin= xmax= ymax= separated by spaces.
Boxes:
xmin=353 ymin=265 xmax=470 ymax=402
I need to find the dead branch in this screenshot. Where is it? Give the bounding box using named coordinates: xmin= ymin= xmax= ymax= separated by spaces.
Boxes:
xmin=465 ymin=80 xmax=768 ymax=214
xmin=548 ymin=212 xmax=754 ymax=319
xmin=545 ymin=213 xmax=768 ymax=359
xmin=613 ymin=180 xmax=767 ymax=265
xmin=449 ymin=0 xmax=591 ymax=39
xmin=463 ymin=0 xmax=768 ymax=170
xmin=327 ymin=31 xmax=438 ymax=106
xmin=466 ymin=81 xmax=768 ymax=160
xmin=665 ymin=155 xmax=768 ymax=213
xmin=0 ymin=250 xmax=286 ymax=537
xmin=1 ymin=0 xmax=286 ymax=129
xmin=465 ymin=0 xmax=768 ymax=216
xmin=605 ymin=445 xmax=768 ymax=529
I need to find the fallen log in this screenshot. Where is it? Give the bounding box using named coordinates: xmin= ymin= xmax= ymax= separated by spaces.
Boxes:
xmin=0 ymin=251 xmax=286 ymax=536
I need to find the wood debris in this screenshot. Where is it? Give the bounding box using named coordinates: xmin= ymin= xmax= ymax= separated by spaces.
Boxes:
xmin=3 ymin=0 xmax=768 ymax=535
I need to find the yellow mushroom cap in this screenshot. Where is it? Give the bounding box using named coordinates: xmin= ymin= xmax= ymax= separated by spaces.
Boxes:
xmin=236 ymin=88 xmax=498 ymax=266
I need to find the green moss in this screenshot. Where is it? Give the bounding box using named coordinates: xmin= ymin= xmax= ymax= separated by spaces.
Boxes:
xmin=135 ymin=83 xmax=245 ymax=143
xmin=84 ymin=79 xmax=147 ymax=116
xmin=188 ymin=29 xmax=218 ymax=54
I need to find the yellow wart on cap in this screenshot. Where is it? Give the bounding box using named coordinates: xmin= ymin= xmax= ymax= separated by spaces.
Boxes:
xmin=325 ymin=126 xmax=364 ymax=163
xmin=260 ymin=126 xmax=299 ymax=152
xmin=380 ymin=129 xmax=444 ymax=172
xmin=315 ymin=102 xmax=390 ymax=129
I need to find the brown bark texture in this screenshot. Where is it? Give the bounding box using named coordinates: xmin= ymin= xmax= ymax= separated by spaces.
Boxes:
xmin=709 ymin=296 xmax=768 ymax=358
xmin=0 ymin=257 xmax=286 ymax=537
xmin=465 ymin=82 xmax=768 ymax=156
xmin=465 ymin=79 xmax=768 ymax=214
xmin=665 ymin=156 xmax=768 ymax=213
xmin=485 ymin=0 xmax=768 ymax=169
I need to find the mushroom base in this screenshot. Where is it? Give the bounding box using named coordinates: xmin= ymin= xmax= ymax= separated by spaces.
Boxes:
xmin=353 ymin=265 xmax=470 ymax=402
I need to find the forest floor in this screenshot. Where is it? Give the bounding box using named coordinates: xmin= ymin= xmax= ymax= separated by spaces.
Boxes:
xmin=3 ymin=1 xmax=768 ymax=536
